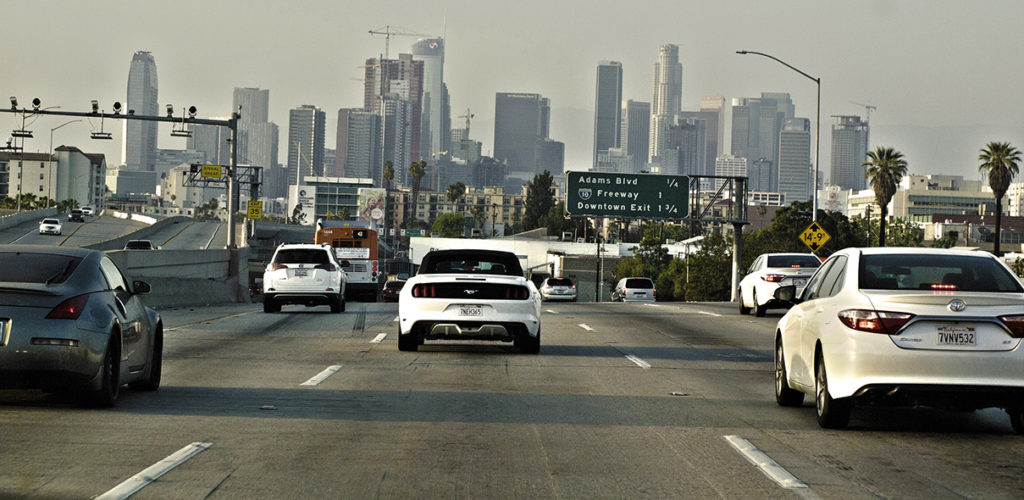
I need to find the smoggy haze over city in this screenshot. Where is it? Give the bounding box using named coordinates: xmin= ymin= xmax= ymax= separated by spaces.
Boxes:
xmin=6 ymin=0 xmax=1024 ymax=184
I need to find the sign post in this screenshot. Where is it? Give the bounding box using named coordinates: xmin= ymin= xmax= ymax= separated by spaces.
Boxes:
xmin=565 ymin=172 xmax=688 ymax=219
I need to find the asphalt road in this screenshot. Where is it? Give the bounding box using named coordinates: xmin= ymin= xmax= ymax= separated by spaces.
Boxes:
xmin=1 ymin=301 xmax=1021 ymax=498
xmin=0 ymin=213 xmax=227 ymax=249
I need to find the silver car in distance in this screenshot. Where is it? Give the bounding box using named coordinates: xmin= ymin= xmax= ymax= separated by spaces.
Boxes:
xmin=774 ymin=247 xmax=1024 ymax=432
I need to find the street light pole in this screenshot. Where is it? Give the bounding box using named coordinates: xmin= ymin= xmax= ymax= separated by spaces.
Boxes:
xmin=49 ymin=119 xmax=82 ymax=207
xmin=736 ymin=50 xmax=820 ymax=221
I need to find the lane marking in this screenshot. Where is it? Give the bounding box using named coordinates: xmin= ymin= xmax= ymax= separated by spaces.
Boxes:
xmin=545 ymin=309 xmax=560 ymax=314
xmin=578 ymin=323 xmax=594 ymax=331
xmin=699 ymin=311 xmax=722 ymax=317
xmin=165 ymin=310 xmax=259 ymax=332
xmin=371 ymin=333 xmax=387 ymax=343
xmin=300 ymin=365 xmax=342 ymax=386
xmin=644 ymin=303 xmax=661 ymax=307
xmin=204 ymin=223 xmax=221 ymax=250
xmin=393 ymin=316 xmax=400 ymax=322
xmin=96 ymin=442 xmax=212 ymax=500
xmin=724 ymin=435 xmax=813 ymax=492
xmin=625 ymin=354 xmax=651 ymax=369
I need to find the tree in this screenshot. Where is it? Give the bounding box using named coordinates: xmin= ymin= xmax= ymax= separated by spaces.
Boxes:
xmin=432 ymin=213 xmax=465 ymax=238
xmin=407 ymin=160 xmax=427 ymax=226
xmin=469 ymin=206 xmax=486 ymax=230
xmin=979 ymin=141 xmax=1021 ymax=255
xmin=863 ymin=146 xmax=908 ymax=247
xmin=445 ymin=182 xmax=466 ymax=213
xmin=383 ymin=161 xmax=394 ymax=190
xmin=523 ymin=171 xmax=555 ymax=230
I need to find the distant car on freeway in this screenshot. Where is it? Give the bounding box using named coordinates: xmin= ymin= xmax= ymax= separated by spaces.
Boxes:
xmin=0 ymin=245 xmax=162 ymax=407
xmin=39 ymin=218 xmax=62 ymax=235
xmin=124 ymin=240 xmax=157 ymax=250
xmin=80 ymin=206 xmax=95 ymax=216
xmin=773 ymin=247 xmax=1024 ymax=431
xmin=262 ymin=243 xmax=347 ymax=313
xmin=611 ymin=277 xmax=656 ymax=302
xmin=381 ymin=279 xmax=406 ymax=302
xmin=540 ymin=277 xmax=577 ymax=302
xmin=68 ymin=209 xmax=85 ymax=222
xmin=738 ymin=252 xmax=821 ymax=317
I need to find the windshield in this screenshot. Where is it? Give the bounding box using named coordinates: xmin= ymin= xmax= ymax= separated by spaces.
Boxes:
xmin=767 ymin=255 xmax=820 ymax=269
xmin=547 ymin=278 xmax=573 ymax=286
xmin=0 ymin=253 xmax=81 ymax=284
xmin=625 ymin=278 xmax=654 ymax=288
xmin=420 ymin=251 xmax=523 ymax=276
xmin=860 ymin=254 xmax=1024 ymax=292
xmin=275 ymin=249 xmax=331 ymax=265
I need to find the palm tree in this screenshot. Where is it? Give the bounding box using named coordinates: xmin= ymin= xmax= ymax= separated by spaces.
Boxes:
xmin=445 ymin=182 xmax=466 ymax=214
xmin=382 ymin=161 xmax=394 ymax=190
xmin=407 ymin=161 xmax=427 ymax=227
xmin=863 ymin=146 xmax=908 ymax=247
xmin=979 ymin=141 xmax=1022 ymax=255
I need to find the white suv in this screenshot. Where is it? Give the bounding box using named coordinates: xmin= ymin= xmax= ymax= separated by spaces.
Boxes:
xmin=263 ymin=243 xmax=347 ymax=313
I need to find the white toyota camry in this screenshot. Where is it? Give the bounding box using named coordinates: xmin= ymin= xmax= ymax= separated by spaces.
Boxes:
xmin=773 ymin=247 xmax=1024 ymax=431
xmin=398 ymin=249 xmax=542 ymax=353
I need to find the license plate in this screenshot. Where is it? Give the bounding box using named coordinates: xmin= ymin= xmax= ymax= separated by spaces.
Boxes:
xmin=460 ymin=305 xmax=482 ymax=316
xmin=937 ymin=326 xmax=975 ymax=346
xmin=293 ymin=269 xmax=308 ymax=277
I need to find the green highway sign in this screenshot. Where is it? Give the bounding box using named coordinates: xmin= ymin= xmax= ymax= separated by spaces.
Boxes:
xmin=565 ymin=172 xmax=688 ymax=219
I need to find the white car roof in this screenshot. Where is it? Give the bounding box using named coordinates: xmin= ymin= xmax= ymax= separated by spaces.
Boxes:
xmin=843 ymin=247 xmax=996 ymax=258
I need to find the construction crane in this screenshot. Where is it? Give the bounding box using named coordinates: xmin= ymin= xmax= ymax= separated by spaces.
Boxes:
xmin=850 ymin=101 xmax=877 ymax=122
xmin=368 ymin=25 xmax=438 ymax=59
xmin=458 ymin=108 xmax=474 ymax=137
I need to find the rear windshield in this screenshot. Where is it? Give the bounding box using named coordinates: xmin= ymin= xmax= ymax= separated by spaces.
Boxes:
xmin=0 ymin=253 xmax=82 ymax=284
xmin=420 ymin=253 xmax=522 ymax=276
xmin=384 ymin=281 xmax=406 ymax=289
xmin=125 ymin=241 xmax=153 ymax=249
xmin=860 ymin=254 xmax=1024 ymax=292
xmin=547 ymin=278 xmax=573 ymax=286
xmin=42 ymin=219 xmax=59 ymax=224
xmin=625 ymin=278 xmax=654 ymax=288
xmin=767 ymin=255 xmax=821 ymax=268
xmin=275 ymin=249 xmax=330 ymax=265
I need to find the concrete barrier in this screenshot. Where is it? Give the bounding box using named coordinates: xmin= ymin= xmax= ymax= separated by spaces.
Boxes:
xmin=106 ymin=247 xmax=250 ymax=309
xmin=0 ymin=208 xmax=59 ymax=230
xmin=84 ymin=215 xmax=191 ymax=252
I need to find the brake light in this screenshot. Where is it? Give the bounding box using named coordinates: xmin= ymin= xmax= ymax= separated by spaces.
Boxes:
xmin=999 ymin=315 xmax=1024 ymax=338
xmin=47 ymin=294 xmax=90 ymax=319
xmin=653 ymin=288 xmax=657 ymax=298
xmin=930 ymin=284 xmax=957 ymax=290
xmin=838 ymin=309 xmax=914 ymax=334
xmin=761 ymin=274 xmax=786 ymax=283
xmin=504 ymin=286 xmax=529 ymax=299
xmin=272 ymin=263 xmax=287 ymax=271
xmin=412 ymin=284 xmax=436 ymax=298
xmin=314 ymin=263 xmax=336 ymax=271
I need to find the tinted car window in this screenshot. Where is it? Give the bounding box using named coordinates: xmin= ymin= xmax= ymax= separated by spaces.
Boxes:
xmin=420 ymin=252 xmax=522 ymax=276
xmin=625 ymin=278 xmax=654 ymax=288
xmin=384 ymin=281 xmax=405 ymax=290
xmin=275 ymin=249 xmax=330 ymax=265
xmin=860 ymin=254 xmax=1023 ymax=292
xmin=547 ymin=278 xmax=573 ymax=286
xmin=124 ymin=241 xmax=154 ymax=249
xmin=100 ymin=256 xmax=129 ymax=291
xmin=817 ymin=255 xmax=847 ymax=298
xmin=42 ymin=218 xmax=60 ymax=224
xmin=802 ymin=257 xmax=837 ymax=301
xmin=0 ymin=253 xmax=82 ymax=284
xmin=766 ymin=255 xmax=821 ymax=268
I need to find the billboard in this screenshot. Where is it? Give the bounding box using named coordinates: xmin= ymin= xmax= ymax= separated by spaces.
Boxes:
xmin=357 ymin=188 xmax=386 ymax=226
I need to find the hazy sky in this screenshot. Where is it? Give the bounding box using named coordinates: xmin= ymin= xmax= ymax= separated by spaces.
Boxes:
xmin=6 ymin=0 xmax=1024 ymax=184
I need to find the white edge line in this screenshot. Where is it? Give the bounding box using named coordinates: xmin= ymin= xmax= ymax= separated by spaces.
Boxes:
xmin=578 ymin=323 xmax=594 ymax=331
xmin=545 ymin=309 xmax=560 ymax=314
xmin=699 ymin=311 xmax=722 ymax=317
xmin=300 ymin=364 xmax=343 ymax=386
xmin=371 ymin=333 xmax=387 ymax=343
xmin=96 ymin=442 xmax=212 ymax=500
xmin=724 ymin=435 xmax=809 ymax=490
xmin=625 ymin=354 xmax=651 ymax=369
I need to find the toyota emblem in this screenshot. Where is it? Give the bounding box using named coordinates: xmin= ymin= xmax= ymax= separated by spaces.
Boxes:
xmin=947 ymin=299 xmax=966 ymax=312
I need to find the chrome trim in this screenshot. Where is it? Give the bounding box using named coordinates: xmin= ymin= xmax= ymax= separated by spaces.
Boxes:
xmin=892 ymin=315 xmax=1010 ymax=336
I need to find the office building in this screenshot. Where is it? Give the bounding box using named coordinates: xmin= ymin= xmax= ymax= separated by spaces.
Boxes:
xmin=494 ymin=92 xmax=550 ymax=186
xmin=187 ymin=122 xmax=231 ymax=166
xmin=411 ymin=38 xmax=449 ymax=160
xmin=778 ymin=118 xmax=812 ymax=203
xmin=714 ymin=154 xmax=747 ymax=189
xmin=336 ymin=108 xmax=381 ymax=181
xmin=649 ymin=44 xmax=682 ymax=163
xmin=680 ymin=95 xmax=724 ymax=178
xmin=830 ymin=115 xmax=869 ymax=191
xmin=363 ymin=54 xmax=424 ymax=164
xmin=593 ymin=148 xmax=632 ymax=174
xmin=233 ymin=87 xmax=269 ymax=123
xmin=731 ymin=92 xmax=794 ymax=192
xmin=593 ymin=61 xmax=623 ymax=168
xmin=232 ymin=87 xmax=278 ymax=196
xmin=123 ymin=51 xmax=159 ymax=170
xmin=382 ymin=96 xmax=413 ymax=186
xmin=621 ymin=100 xmax=650 ymax=173
xmin=287 ymin=105 xmax=326 ymax=187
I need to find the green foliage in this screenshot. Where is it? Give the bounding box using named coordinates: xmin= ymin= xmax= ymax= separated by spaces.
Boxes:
xmin=979 ymin=141 xmax=1021 ymax=255
xmin=445 ymin=182 xmax=466 ymax=209
xmin=540 ymin=202 xmax=590 ymax=237
xmin=681 ymin=232 xmax=733 ymax=301
xmin=863 ymin=146 xmax=908 ymax=246
xmin=523 ymin=171 xmax=555 ymax=230
xmin=432 ymin=213 xmax=466 ymax=238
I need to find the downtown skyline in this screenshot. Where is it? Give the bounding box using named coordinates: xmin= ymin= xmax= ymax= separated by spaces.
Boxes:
xmin=6 ymin=0 xmax=1024 ymax=185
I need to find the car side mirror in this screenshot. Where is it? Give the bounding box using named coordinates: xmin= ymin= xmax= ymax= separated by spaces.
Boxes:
xmin=133 ymin=280 xmax=151 ymax=295
xmin=774 ymin=285 xmax=798 ymax=304
xmin=340 ymin=260 xmax=351 ymax=268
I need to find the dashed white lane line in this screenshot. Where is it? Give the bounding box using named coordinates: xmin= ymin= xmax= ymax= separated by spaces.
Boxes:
xmin=300 ymin=365 xmax=343 ymax=386
xmin=545 ymin=309 xmax=560 ymax=314
xmin=371 ymin=333 xmax=387 ymax=343
xmin=699 ymin=311 xmax=722 ymax=317
xmin=724 ymin=435 xmax=815 ymax=493
xmin=578 ymin=323 xmax=594 ymax=331
xmin=644 ymin=303 xmax=661 ymax=307
xmin=625 ymin=354 xmax=651 ymax=369
xmin=96 ymin=442 xmax=212 ymax=500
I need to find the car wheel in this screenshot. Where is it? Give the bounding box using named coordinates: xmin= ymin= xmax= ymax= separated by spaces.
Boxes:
xmin=329 ymin=294 xmax=342 ymax=313
xmin=87 ymin=336 xmax=121 ymax=407
xmin=815 ymin=352 xmax=852 ymax=428
xmin=754 ymin=290 xmax=767 ymax=317
xmin=1007 ymin=408 xmax=1024 ymax=434
xmin=515 ymin=328 xmax=541 ymax=354
xmin=398 ymin=330 xmax=418 ymax=351
xmin=130 ymin=326 xmax=162 ymax=391
xmin=340 ymin=297 xmax=346 ymax=313
xmin=739 ymin=288 xmax=751 ymax=315
xmin=263 ymin=295 xmax=280 ymax=313
xmin=775 ymin=337 xmax=804 ymax=407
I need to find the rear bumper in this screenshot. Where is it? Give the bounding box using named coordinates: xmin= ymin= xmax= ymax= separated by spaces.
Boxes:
xmin=266 ymin=292 xmax=338 ymax=307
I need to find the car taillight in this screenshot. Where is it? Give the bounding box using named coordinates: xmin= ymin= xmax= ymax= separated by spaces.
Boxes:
xmin=761 ymin=274 xmax=786 ymax=283
xmin=653 ymin=288 xmax=657 ymax=297
xmin=412 ymin=284 xmax=436 ymax=298
xmin=504 ymin=286 xmax=529 ymax=299
xmin=314 ymin=263 xmax=336 ymax=271
xmin=272 ymin=263 xmax=287 ymax=271
xmin=998 ymin=315 xmax=1024 ymax=338
xmin=46 ymin=294 xmax=90 ymax=319
xmin=838 ymin=309 xmax=914 ymax=334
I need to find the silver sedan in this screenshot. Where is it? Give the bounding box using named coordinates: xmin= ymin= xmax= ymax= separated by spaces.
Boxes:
xmin=0 ymin=245 xmax=163 ymax=406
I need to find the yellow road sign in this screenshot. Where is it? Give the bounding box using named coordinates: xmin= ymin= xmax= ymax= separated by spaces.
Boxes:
xmin=799 ymin=221 xmax=831 ymax=253
xmin=247 ymin=200 xmax=263 ymax=220
xmin=201 ymin=164 xmax=222 ymax=179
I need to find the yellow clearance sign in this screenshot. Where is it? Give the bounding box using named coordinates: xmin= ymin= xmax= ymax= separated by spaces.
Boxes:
xmin=799 ymin=221 xmax=831 ymax=253
xmin=247 ymin=201 xmax=263 ymax=220
xmin=201 ymin=164 xmax=222 ymax=179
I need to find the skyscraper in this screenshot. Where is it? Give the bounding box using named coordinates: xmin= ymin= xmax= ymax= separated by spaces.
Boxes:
xmin=494 ymin=92 xmax=549 ymax=177
xmin=680 ymin=96 xmax=725 ymax=178
xmin=287 ymin=105 xmax=326 ymax=187
xmin=621 ymin=100 xmax=650 ymax=173
xmin=232 ymin=88 xmax=278 ymax=196
xmin=233 ymin=87 xmax=269 ymax=123
xmin=336 ymin=108 xmax=381 ymax=180
xmin=778 ymin=118 xmax=812 ymax=203
xmin=649 ymin=44 xmax=682 ymax=163
xmin=593 ymin=61 xmax=623 ymax=168
xmin=411 ymin=38 xmax=448 ymax=161
xmin=830 ymin=115 xmax=869 ymax=190
xmin=363 ymin=54 xmax=424 ymax=164
xmin=731 ymin=92 xmax=794 ymax=192
xmin=122 ymin=51 xmax=158 ymax=170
